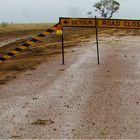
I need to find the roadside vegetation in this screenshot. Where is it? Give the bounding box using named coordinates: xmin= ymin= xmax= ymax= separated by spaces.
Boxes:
xmin=0 ymin=23 xmax=54 ymax=39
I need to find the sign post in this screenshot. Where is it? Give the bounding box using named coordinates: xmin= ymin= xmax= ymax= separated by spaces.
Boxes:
xmin=95 ymin=16 xmax=100 ymax=65
xmin=59 ymin=17 xmax=100 ymax=65
xmin=61 ymin=28 xmax=65 ymax=65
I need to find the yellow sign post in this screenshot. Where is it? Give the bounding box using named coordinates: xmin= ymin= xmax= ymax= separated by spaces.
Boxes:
xmin=60 ymin=18 xmax=96 ymax=27
xmin=60 ymin=18 xmax=140 ymax=29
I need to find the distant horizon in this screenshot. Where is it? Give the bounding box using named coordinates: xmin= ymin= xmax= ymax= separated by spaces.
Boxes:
xmin=0 ymin=22 xmax=56 ymax=24
xmin=1 ymin=17 xmax=140 ymax=24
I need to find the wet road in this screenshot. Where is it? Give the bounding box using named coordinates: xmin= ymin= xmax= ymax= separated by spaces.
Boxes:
xmin=0 ymin=35 xmax=140 ymax=139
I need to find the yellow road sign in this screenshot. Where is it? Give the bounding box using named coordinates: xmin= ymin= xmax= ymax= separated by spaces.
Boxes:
xmin=60 ymin=18 xmax=140 ymax=29
xmin=98 ymin=19 xmax=140 ymax=29
xmin=60 ymin=18 xmax=96 ymax=27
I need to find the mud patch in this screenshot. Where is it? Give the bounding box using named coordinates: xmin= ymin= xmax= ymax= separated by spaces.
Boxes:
xmin=0 ymin=80 xmax=6 ymax=85
xmin=31 ymin=119 xmax=54 ymax=126
xmin=11 ymin=135 xmax=22 ymax=139
xmin=0 ymin=75 xmax=16 ymax=84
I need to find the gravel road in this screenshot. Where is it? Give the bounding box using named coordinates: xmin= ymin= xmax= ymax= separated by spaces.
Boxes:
xmin=0 ymin=35 xmax=140 ymax=139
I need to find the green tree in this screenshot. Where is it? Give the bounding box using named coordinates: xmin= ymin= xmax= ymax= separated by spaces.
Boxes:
xmin=88 ymin=0 xmax=120 ymax=19
xmin=1 ymin=22 xmax=8 ymax=27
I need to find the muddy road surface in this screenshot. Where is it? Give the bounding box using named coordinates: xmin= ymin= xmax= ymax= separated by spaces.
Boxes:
xmin=0 ymin=35 xmax=140 ymax=139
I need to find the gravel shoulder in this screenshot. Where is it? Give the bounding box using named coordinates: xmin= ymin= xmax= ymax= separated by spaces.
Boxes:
xmin=0 ymin=35 xmax=140 ymax=139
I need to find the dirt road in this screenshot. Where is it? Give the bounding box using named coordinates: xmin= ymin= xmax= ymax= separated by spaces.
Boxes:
xmin=0 ymin=35 xmax=140 ymax=139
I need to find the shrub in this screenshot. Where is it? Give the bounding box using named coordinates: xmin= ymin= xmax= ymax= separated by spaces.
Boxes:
xmin=1 ymin=22 xmax=8 ymax=27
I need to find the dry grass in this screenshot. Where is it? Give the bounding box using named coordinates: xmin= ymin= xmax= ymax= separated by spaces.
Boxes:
xmin=0 ymin=23 xmax=53 ymax=32
xmin=0 ymin=23 xmax=54 ymax=39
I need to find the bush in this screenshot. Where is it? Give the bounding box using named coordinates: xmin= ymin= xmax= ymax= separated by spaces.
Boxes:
xmin=1 ymin=22 xmax=8 ymax=27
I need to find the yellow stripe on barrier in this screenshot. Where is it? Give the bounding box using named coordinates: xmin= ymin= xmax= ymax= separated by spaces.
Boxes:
xmin=43 ymin=32 xmax=50 ymax=35
xmin=51 ymin=27 xmax=58 ymax=30
xmin=18 ymin=46 xmax=27 ymax=50
xmin=3 ymin=55 xmax=12 ymax=59
xmin=27 ymin=41 xmax=34 ymax=45
xmin=11 ymin=50 xmax=19 ymax=54
xmin=51 ymin=27 xmax=57 ymax=30
xmin=33 ymin=36 xmax=41 ymax=41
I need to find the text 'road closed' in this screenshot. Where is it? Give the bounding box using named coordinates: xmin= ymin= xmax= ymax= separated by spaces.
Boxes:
xmin=98 ymin=19 xmax=140 ymax=29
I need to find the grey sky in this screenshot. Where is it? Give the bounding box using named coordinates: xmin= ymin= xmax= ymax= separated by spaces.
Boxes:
xmin=0 ymin=0 xmax=140 ymax=23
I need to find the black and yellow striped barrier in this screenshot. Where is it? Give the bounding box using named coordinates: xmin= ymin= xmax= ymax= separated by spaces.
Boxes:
xmin=0 ymin=23 xmax=62 ymax=64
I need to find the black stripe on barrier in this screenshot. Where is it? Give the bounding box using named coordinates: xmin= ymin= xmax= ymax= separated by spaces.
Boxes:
xmin=54 ymin=24 xmax=58 ymax=27
xmin=22 ymin=43 xmax=31 ymax=47
xmin=14 ymin=48 xmax=23 ymax=51
xmin=37 ymin=34 xmax=46 ymax=37
xmin=47 ymin=29 xmax=54 ymax=33
xmin=6 ymin=52 xmax=15 ymax=56
xmin=30 ymin=38 xmax=39 ymax=42
xmin=0 ymin=57 xmax=7 ymax=61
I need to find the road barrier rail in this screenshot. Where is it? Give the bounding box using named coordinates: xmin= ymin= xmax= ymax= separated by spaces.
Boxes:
xmin=0 ymin=24 xmax=62 ymax=63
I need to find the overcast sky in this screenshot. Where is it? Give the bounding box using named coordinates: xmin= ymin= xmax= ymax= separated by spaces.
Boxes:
xmin=0 ymin=0 xmax=140 ymax=23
